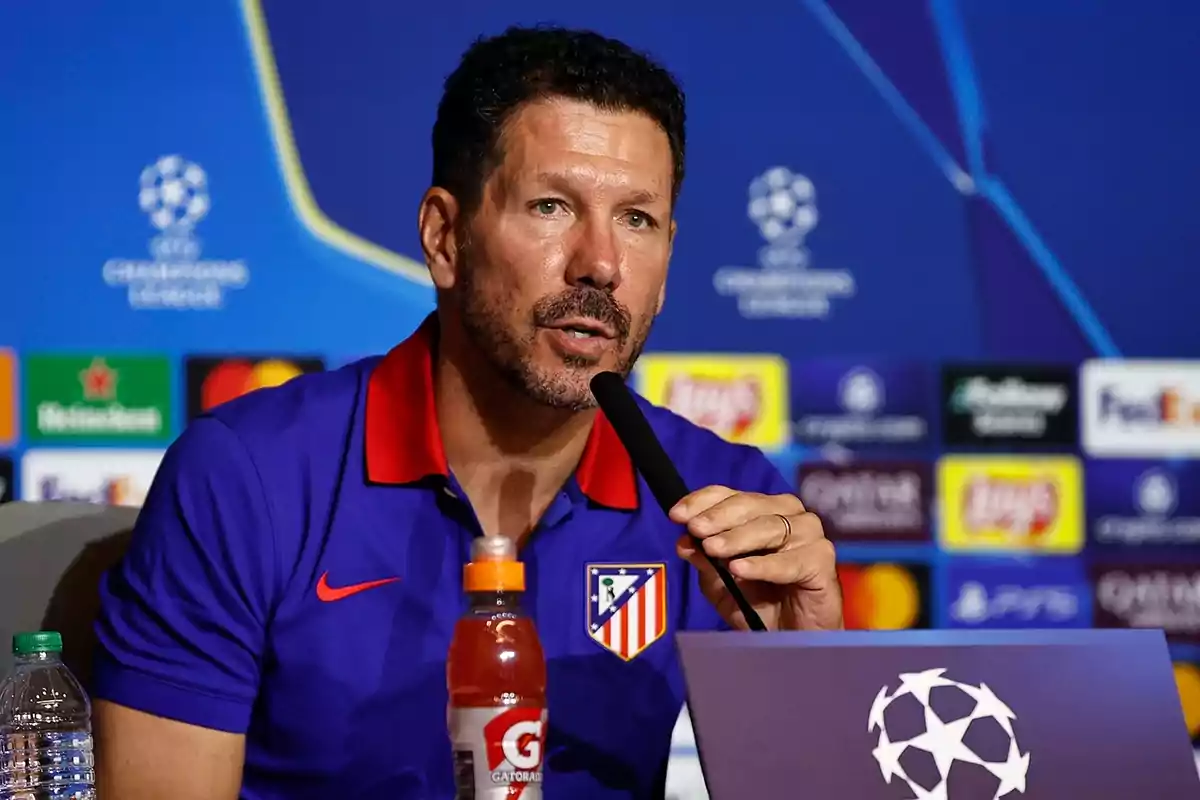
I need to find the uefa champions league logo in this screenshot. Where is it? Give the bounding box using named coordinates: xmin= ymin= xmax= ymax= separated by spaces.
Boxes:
xmin=748 ymin=166 xmax=819 ymax=269
xmin=140 ymin=155 xmax=210 ymax=261
xmin=868 ymin=668 xmax=1030 ymax=799
xmin=102 ymin=154 xmax=249 ymax=310
xmin=712 ymin=165 xmax=855 ymax=320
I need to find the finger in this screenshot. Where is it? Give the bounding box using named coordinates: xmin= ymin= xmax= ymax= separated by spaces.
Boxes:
xmin=729 ymin=538 xmax=837 ymax=587
xmin=678 ymin=533 xmax=738 ymax=598
xmin=688 ymin=493 xmax=804 ymax=539
xmin=700 ymin=513 xmax=792 ymax=559
xmin=668 ymin=485 xmax=737 ymax=523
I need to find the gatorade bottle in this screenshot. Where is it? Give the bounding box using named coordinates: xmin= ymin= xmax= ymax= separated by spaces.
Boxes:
xmin=447 ymin=535 xmax=547 ymax=799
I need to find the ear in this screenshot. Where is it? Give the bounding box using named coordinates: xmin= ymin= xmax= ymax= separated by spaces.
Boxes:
xmin=655 ymin=218 xmax=677 ymax=314
xmin=418 ymin=187 xmax=462 ymax=291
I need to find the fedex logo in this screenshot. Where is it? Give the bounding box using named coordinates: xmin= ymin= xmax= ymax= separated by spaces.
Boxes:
xmin=1083 ymin=361 xmax=1200 ymax=456
xmin=1097 ymin=385 xmax=1200 ymax=426
xmin=664 ymin=375 xmax=761 ymax=439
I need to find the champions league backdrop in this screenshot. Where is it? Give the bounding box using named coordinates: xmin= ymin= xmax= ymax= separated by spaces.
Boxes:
xmin=3 ymin=0 xmax=1200 ymax=793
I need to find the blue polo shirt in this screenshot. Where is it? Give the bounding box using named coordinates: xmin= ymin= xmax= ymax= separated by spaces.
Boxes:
xmin=92 ymin=315 xmax=793 ymax=799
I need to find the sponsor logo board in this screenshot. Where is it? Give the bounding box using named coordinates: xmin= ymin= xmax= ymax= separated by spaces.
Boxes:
xmin=1087 ymin=460 xmax=1200 ymax=547
xmin=791 ymin=360 xmax=932 ymax=448
xmin=838 ymin=562 xmax=929 ymax=630
xmin=185 ymin=355 xmax=325 ymax=419
xmin=0 ymin=349 xmax=15 ymax=446
xmin=23 ymin=354 xmax=171 ymax=442
xmin=944 ymin=559 xmax=1091 ymax=628
xmin=941 ymin=364 xmax=1077 ymax=447
xmin=0 ymin=456 xmax=12 ymax=503
xmin=1082 ymin=360 xmax=1200 ymax=457
xmin=796 ymin=461 xmax=931 ymax=542
xmin=1092 ymin=563 xmax=1200 ymax=642
xmin=937 ymin=456 xmax=1084 ymax=554
xmin=21 ymin=449 xmax=164 ymax=507
xmin=635 ymin=354 xmax=789 ymax=450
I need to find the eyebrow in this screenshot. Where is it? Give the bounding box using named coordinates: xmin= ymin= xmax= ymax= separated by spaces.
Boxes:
xmin=534 ymin=171 xmax=665 ymax=206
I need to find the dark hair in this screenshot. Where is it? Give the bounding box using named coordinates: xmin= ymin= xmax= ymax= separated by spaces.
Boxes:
xmin=432 ymin=25 xmax=686 ymax=213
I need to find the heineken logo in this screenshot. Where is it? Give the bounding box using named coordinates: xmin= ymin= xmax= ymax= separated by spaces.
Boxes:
xmin=25 ymin=354 xmax=172 ymax=442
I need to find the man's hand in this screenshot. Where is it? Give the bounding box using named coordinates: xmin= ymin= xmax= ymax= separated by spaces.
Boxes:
xmin=670 ymin=485 xmax=843 ymax=632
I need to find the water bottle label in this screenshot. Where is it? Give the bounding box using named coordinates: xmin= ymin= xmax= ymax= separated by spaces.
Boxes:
xmin=449 ymin=706 xmax=546 ymax=799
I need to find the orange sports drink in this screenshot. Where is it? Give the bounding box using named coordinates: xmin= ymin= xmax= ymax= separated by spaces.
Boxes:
xmin=447 ymin=535 xmax=547 ymax=799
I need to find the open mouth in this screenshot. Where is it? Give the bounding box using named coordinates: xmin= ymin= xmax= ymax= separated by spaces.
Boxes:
xmin=545 ymin=319 xmax=616 ymax=340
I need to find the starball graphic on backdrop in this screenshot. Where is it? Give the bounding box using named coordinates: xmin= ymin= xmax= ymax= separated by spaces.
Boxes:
xmin=867 ymin=668 xmax=1030 ymax=800
xmin=101 ymin=155 xmax=250 ymax=310
xmin=712 ymin=167 xmax=856 ymax=320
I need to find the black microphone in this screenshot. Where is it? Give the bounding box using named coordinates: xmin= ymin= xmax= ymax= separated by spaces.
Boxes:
xmin=589 ymin=371 xmax=767 ymax=632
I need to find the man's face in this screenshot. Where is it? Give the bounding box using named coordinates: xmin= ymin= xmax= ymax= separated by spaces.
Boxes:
xmin=454 ymin=97 xmax=675 ymax=410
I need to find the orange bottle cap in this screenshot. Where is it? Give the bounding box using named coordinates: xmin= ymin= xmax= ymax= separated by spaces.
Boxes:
xmin=463 ymin=535 xmax=525 ymax=592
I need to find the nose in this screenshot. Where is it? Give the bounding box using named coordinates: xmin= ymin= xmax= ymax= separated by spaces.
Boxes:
xmin=564 ymin=214 xmax=622 ymax=291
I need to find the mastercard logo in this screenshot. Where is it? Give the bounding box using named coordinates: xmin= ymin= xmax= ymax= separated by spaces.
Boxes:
xmin=185 ymin=356 xmax=325 ymax=418
xmin=838 ymin=563 xmax=927 ymax=630
xmin=1174 ymin=662 xmax=1200 ymax=741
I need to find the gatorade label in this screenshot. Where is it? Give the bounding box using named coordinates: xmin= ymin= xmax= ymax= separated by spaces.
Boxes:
xmin=450 ymin=705 xmax=547 ymax=799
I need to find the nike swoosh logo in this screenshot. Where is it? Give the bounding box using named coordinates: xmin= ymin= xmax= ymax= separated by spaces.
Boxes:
xmin=315 ymin=571 xmax=400 ymax=602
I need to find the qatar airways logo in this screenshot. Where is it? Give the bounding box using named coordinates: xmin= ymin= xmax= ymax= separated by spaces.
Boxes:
xmin=1092 ymin=565 xmax=1200 ymax=640
xmin=797 ymin=462 xmax=931 ymax=542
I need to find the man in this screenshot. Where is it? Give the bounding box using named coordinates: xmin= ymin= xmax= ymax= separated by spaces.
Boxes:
xmin=92 ymin=25 xmax=842 ymax=799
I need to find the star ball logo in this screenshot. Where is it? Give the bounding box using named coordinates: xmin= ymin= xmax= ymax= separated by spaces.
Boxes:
xmin=185 ymin=356 xmax=325 ymax=419
xmin=868 ymin=668 xmax=1029 ymax=799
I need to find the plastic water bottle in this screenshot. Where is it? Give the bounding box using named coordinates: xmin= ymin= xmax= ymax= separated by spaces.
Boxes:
xmin=0 ymin=632 xmax=95 ymax=799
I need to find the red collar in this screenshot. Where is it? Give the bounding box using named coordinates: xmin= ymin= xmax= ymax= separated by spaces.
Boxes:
xmin=364 ymin=315 xmax=638 ymax=510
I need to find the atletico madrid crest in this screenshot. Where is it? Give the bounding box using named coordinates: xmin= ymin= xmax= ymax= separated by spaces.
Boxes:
xmin=586 ymin=563 xmax=668 ymax=661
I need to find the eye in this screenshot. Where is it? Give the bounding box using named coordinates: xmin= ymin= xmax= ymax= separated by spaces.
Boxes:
xmin=531 ymin=199 xmax=565 ymax=216
xmin=625 ymin=210 xmax=658 ymax=230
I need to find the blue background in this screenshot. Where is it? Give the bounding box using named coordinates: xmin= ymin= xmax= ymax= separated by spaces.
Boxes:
xmin=2 ymin=0 xmax=1199 ymax=769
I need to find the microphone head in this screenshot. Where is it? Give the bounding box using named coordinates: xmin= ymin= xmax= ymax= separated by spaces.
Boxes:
xmin=589 ymin=370 xmax=627 ymax=401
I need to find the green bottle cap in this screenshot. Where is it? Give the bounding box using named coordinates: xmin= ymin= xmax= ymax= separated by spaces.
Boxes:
xmin=12 ymin=631 xmax=63 ymax=655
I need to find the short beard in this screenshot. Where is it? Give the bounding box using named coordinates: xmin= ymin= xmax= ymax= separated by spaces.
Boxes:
xmin=456 ymin=260 xmax=650 ymax=411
